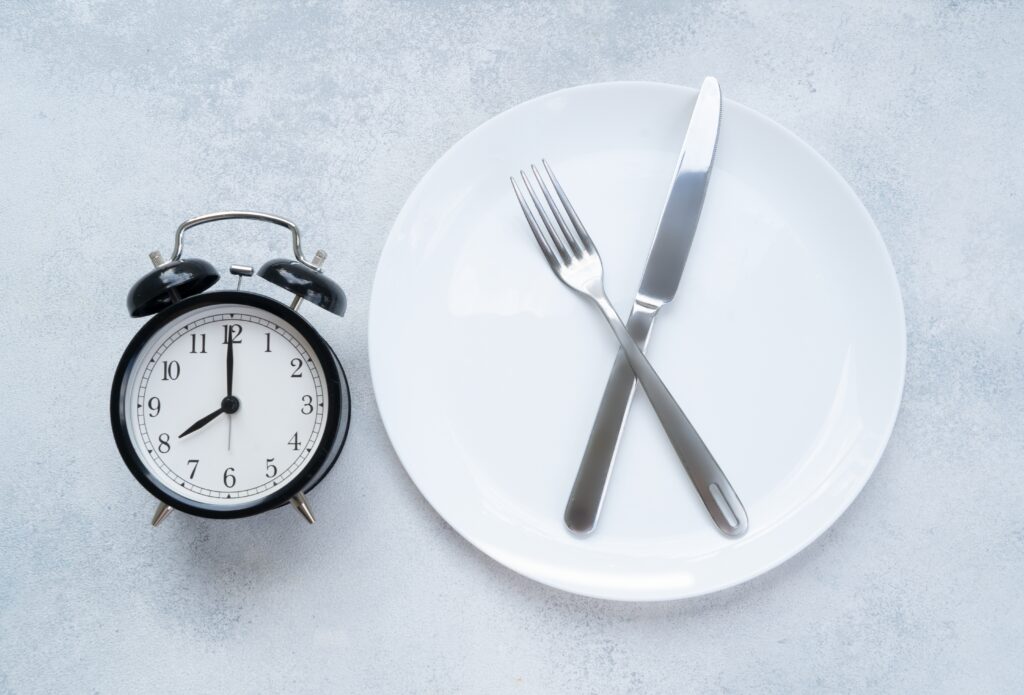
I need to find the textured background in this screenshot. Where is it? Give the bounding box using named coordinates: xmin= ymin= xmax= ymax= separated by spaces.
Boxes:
xmin=1 ymin=1 xmax=1021 ymax=693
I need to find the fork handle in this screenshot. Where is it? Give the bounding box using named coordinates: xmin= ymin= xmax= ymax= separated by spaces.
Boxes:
xmin=565 ymin=301 xmax=658 ymax=534
xmin=591 ymin=294 xmax=748 ymax=537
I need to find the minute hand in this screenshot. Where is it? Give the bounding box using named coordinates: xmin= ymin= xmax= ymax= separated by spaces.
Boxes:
xmin=226 ymin=335 xmax=234 ymax=397
xmin=563 ymin=76 xmax=723 ymax=535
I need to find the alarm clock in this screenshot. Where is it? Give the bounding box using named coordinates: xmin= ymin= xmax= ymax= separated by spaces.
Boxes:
xmin=110 ymin=211 xmax=351 ymax=526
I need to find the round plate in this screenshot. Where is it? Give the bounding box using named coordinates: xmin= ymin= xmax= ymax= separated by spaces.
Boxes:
xmin=369 ymin=82 xmax=905 ymax=600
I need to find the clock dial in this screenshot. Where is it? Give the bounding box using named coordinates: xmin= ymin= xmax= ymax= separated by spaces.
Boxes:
xmin=121 ymin=302 xmax=330 ymax=507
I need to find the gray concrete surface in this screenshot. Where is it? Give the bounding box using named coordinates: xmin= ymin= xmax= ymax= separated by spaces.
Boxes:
xmin=1 ymin=1 xmax=1021 ymax=693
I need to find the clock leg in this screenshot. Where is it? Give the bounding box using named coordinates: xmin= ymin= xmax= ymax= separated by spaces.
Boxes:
xmin=290 ymin=492 xmax=316 ymax=524
xmin=151 ymin=501 xmax=173 ymax=527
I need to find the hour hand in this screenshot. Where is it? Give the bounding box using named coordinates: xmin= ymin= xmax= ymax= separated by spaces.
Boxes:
xmin=178 ymin=407 xmax=225 ymax=439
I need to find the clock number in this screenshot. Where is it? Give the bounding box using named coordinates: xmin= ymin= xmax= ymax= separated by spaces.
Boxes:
xmin=190 ymin=333 xmax=207 ymax=354
xmin=288 ymin=432 xmax=301 ymax=451
xmin=265 ymin=458 xmax=277 ymax=478
xmin=157 ymin=433 xmax=171 ymax=454
xmin=161 ymin=360 xmax=180 ymax=381
xmin=301 ymin=395 xmax=314 ymax=414
xmin=265 ymin=332 xmax=272 ymax=353
xmin=223 ymin=467 xmax=236 ymax=488
xmin=147 ymin=396 xmax=161 ymax=417
xmin=222 ymin=324 xmax=243 ymax=344
xmin=290 ymin=357 xmax=303 ymax=378
xmin=187 ymin=459 xmax=199 ymax=480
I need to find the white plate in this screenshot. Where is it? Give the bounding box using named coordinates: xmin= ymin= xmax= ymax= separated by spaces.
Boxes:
xmin=369 ymin=82 xmax=905 ymax=601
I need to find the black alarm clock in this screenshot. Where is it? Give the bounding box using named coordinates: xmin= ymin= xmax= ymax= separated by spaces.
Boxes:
xmin=110 ymin=212 xmax=351 ymax=526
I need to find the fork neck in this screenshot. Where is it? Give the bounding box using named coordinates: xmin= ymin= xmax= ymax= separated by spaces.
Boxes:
xmin=581 ymin=278 xmax=610 ymax=302
xmin=590 ymin=290 xmax=624 ymax=327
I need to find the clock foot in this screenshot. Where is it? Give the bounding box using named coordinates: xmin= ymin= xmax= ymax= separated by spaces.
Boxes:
xmin=290 ymin=492 xmax=316 ymax=524
xmin=151 ymin=501 xmax=173 ymax=527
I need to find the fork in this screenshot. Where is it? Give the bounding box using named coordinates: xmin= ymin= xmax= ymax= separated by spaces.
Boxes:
xmin=511 ymin=160 xmax=748 ymax=537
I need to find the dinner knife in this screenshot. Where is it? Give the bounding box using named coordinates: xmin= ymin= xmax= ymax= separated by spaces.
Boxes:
xmin=564 ymin=76 xmax=741 ymax=535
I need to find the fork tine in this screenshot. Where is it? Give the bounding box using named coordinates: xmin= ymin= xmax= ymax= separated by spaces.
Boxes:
xmin=542 ymin=159 xmax=596 ymax=254
xmin=531 ymin=164 xmax=582 ymax=258
xmin=510 ymin=177 xmax=560 ymax=270
xmin=520 ymin=170 xmax=571 ymax=265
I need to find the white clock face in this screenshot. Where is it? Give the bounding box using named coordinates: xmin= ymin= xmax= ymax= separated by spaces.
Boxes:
xmin=122 ymin=302 xmax=330 ymax=507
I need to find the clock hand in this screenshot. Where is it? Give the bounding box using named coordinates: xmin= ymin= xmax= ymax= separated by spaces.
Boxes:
xmin=226 ymin=336 xmax=234 ymax=397
xmin=179 ymin=406 xmax=226 ymax=439
xmin=179 ymin=393 xmax=240 ymax=440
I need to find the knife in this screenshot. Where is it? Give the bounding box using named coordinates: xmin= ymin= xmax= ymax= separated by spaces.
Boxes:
xmin=564 ymin=76 xmax=735 ymax=535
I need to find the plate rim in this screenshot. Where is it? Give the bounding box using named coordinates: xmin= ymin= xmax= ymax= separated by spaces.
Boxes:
xmin=368 ymin=80 xmax=907 ymax=601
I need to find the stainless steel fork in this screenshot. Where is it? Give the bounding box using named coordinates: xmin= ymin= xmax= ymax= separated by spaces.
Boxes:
xmin=511 ymin=161 xmax=748 ymax=537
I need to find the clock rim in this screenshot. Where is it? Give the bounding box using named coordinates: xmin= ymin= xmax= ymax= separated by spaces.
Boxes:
xmin=110 ymin=290 xmax=350 ymax=519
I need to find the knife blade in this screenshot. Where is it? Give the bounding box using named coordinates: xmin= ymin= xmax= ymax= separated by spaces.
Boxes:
xmin=564 ymin=76 xmax=723 ymax=534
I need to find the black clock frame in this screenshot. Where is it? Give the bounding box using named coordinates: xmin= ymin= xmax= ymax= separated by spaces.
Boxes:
xmin=110 ymin=290 xmax=351 ymax=519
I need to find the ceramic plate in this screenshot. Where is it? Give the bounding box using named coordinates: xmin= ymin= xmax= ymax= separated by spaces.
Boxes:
xmin=369 ymin=82 xmax=905 ymax=600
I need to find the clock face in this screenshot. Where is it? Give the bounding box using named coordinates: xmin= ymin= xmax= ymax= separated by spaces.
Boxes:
xmin=115 ymin=296 xmax=341 ymax=511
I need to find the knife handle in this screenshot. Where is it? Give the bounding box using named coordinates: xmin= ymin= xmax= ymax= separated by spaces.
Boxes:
xmin=565 ymin=301 xmax=658 ymax=534
xmin=588 ymin=294 xmax=748 ymax=538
